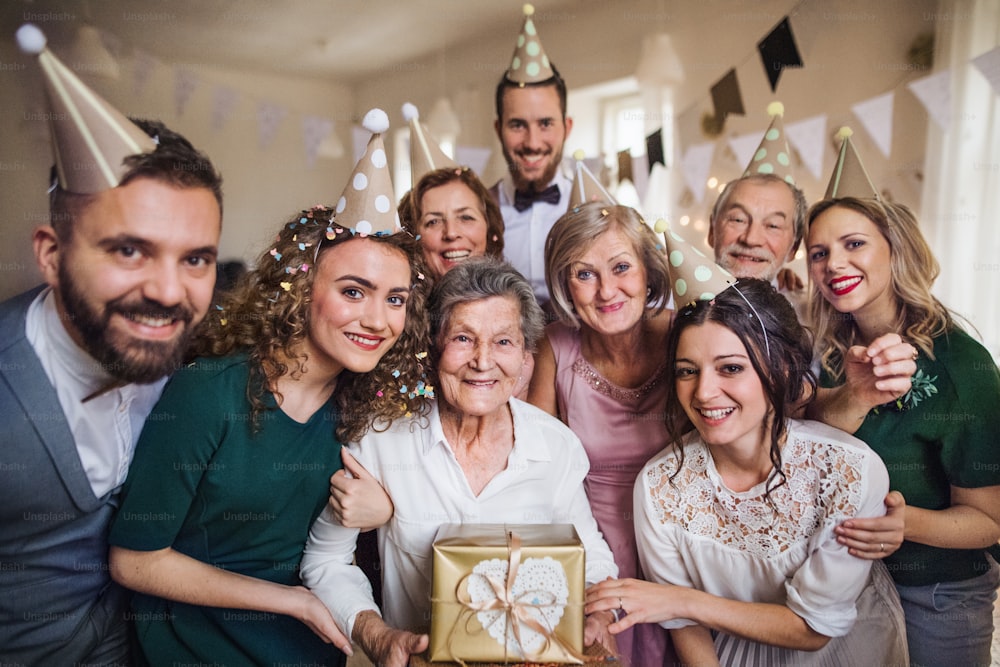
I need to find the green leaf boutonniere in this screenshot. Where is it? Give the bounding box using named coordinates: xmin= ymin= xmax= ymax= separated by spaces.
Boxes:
xmin=873 ymin=368 xmax=938 ymax=414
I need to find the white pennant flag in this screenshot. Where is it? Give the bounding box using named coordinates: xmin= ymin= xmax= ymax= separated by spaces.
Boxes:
xmin=631 ymin=152 xmax=650 ymax=202
xmin=301 ymin=115 xmax=333 ymax=168
xmin=907 ymin=69 xmax=952 ymax=130
xmin=642 ymin=162 xmax=671 ymax=223
xmin=211 ymin=86 xmax=240 ymax=132
xmin=728 ymin=130 xmax=763 ymax=171
xmin=256 ymin=102 xmax=287 ymax=150
xmin=682 ymin=142 xmax=716 ymax=204
xmin=132 ymin=49 xmax=157 ymax=97
xmin=785 ymin=113 xmax=827 ymax=181
xmin=851 ymin=91 xmax=894 ymax=158
xmin=174 ymin=67 xmax=199 ymax=117
xmin=454 ymin=146 xmax=492 ymax=177
xmin=972 ymin=46 xmax=1000 ymax=96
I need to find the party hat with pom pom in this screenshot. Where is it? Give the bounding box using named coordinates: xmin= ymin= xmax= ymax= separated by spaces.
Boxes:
xmin=16 ymin=23 xmax=156 ymax=194
xmin=402 ymin=102 xmax=457 ymax=187
xmin=824 ymin=126 xmax=879 ymax=200
xmin=334 ymin=109 xmax=398 ymax=235
xmin=742 ymin=102 xmax=795 ymax=185
xmin=655 ymin=218 xmax=735 ymax=305
xmin=505 ymin=4 xmax=556 ymax=84
xmin=568 ymin=150 xmax=616 ymax=208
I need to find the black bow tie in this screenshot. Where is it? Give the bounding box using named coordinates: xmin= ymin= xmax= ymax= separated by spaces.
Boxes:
xmin=513 ymin=184 xmax=561 ymax=212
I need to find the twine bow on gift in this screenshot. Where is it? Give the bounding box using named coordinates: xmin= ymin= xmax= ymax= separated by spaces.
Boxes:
xmin=446 ymin=530 xmax=585 ymax=666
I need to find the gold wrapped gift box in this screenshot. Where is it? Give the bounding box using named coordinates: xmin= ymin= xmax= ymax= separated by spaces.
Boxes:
xmin=429 ymin=524 xmax=586 ymax=665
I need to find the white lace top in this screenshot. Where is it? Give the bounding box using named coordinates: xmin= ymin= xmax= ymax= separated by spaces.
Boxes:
xmin=634 ymin=419 xmax=890 ymax=638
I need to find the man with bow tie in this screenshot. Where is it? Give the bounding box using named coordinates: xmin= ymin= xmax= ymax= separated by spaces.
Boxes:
xmin=489 ymin=6 xmax=573 ymax=309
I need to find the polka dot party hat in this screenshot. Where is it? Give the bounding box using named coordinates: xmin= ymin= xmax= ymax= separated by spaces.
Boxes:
xmin=335 ymin=108 xmax=399 ymax=235
xmin=505 ymin=4 xmax=556 ymax=85
xmin=402 ymin=102 xmax=457 ymax=187
xmin=568 ymin=149 xmax=616 ymax=208
xmin=654 ymin=218 xmax=735 ymax=305
xmin=824 ymin=127 xmax=879 ymax=200
xmin=742 ymin=102 xmax=795 ymax=186
xmin=16 ymin=23 xmax=156 ymax=194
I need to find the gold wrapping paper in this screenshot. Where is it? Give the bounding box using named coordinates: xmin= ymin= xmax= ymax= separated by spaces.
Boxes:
xmin=429 ymin=524 xmax=585 ymax=665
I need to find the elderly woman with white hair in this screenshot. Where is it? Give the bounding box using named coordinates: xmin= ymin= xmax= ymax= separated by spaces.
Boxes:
xmin=300 ymin=257 xmax=619 ymax=667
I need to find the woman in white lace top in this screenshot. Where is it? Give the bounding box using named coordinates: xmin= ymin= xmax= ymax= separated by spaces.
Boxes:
xmin=586 ymin=278 xmax=908 ymax=666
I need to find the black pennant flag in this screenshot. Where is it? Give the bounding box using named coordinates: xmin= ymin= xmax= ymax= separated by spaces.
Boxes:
xmin=645 ymin=129 xmax=664 ymax=172
xmin=710 ymin=68 xmax=745 ymax=122
xmin=758 ymin=17 xmax=803 ymax=92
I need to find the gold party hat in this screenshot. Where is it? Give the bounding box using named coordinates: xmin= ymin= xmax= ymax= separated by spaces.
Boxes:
xmin=402 ymin=102 xmax=458 ymax=187
xmin=655 ymin=219 xmax=736 ymax=304
xmin=505 ymin=4 xmax=556 ymax=84
xmin=743 ymin=102 xmax=795 ymax=186
xmin=824 ymin=127 xmax=879 ymax=200
xmin=334 ymin=108 xmax=398 ymax=235
xmin=568 ymin=149 xmax=616 ymax=208
xmin=17 ymin=23 xmax=156 ymax=194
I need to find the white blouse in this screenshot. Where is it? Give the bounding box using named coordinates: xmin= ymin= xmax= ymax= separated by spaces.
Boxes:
xmin=301 ymin=398 xmax=618 ymax=637
xmin=634 ymin=419 xmax=889 ymax=638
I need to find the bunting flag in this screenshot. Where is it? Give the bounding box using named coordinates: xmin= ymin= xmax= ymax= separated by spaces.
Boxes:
xmin=851 ymin=91 xmax=894 ymax=158
xmin=615 ymin=178 xmax=642 ymax=212
xmin=646 ymin=128 xmax=665 ymax=171
xmin=174 ymin=66 xmax=199 ymax=116
xmin=681 ymin=141 xmax=716 ymax=204
xmin=617 ymin=149 xmax=633 ymax=184
xmin=642 ymin=162 xmax=671 ymax=223
xmin=711 ymin=68 xmax=745 ymax=122
xmin=211 ymin=85 xmax=240 ymax=132
xmin=907 ymin=70 xmax=952 ymax=130
xmin=454 ymin=145 xmax=492 ymax=177
xmin=757 ymin=17 xmax=803 ymax=92
xmin=256 ymin=101 xmax=287 ymax=150
xmin=302 ymin=115 xmax=333 ymax=168
xmin=972 ymin=46 xmax=1000 ymax=96
xmin=728 ymin=130 xmax=763 ymax=171
xmin=785 ymin=113 xmax=828 ymax=180
xmin=631 ymin=152 xmax=650 ymax=202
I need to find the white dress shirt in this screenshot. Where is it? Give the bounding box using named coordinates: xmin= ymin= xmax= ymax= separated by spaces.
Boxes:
xmin=493 ymin=170 xmax=572 ymax=305
xmin=25 ymin=288 xmax=166 ymax=498
xmin=300 ymin=398 xmax=618 ymax=637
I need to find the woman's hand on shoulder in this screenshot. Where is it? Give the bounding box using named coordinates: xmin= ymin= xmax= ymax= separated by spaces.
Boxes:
xmin=328 ymin=449 xmax=392 ymax=530
xmin=836 ymin=490 xmax=906 ymax=559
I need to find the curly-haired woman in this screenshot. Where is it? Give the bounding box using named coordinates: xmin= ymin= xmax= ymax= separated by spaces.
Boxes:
xmin=108 ymin=206 xmax=429 ymax=666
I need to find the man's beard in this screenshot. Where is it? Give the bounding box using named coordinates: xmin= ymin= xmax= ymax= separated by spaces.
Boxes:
xmin=718 ymin=242 xmax=781 ymax=282
xmin=58 ymin=265 xmax=196 ymax=384
xmin=505 ymin=146 xmax=563 ymax=192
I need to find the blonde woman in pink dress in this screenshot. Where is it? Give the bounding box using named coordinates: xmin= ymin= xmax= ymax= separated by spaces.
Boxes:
xmin=528 ymin=202 xmax=675 ymax=666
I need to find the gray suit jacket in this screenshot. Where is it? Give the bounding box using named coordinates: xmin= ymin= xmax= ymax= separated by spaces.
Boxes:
xmin=0 ymin=287 xmax=132 ymax=664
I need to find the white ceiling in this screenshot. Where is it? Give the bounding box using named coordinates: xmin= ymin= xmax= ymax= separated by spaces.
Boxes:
xmin=2 ymin=0 xmax=580 ymax=82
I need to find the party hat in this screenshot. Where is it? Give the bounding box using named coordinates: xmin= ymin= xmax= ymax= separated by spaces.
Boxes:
xmin=402 ymin=102 xmax=457 ymax=187
xmin=16 ymin=23 xmax=156 ymax=194
xmin=505 ymin=4 xmax=556 ymax=84
xmin=742 ymin=102 xmax=795 ymax=186
xmin=568 ymin=149 xmax=616 ymax=208
xmin=824 ymin=127 xmax=879 ymax=200
xmin=334 ymin=109 xmax=398 ymax=235
xmin=654 ymin=219 xmax=735 ymax=305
